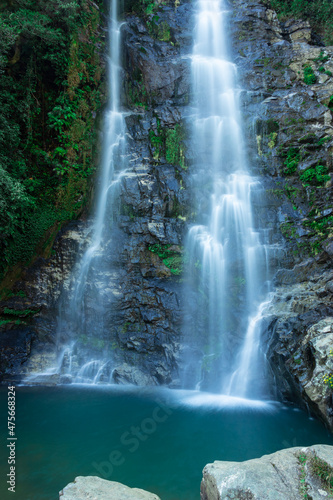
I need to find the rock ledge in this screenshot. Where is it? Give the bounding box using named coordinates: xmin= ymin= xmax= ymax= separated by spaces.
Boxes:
xmin=201 ymin=445 xmax=333 ymax=499
xmin=59 ymin=476 xmax=161 ymax=500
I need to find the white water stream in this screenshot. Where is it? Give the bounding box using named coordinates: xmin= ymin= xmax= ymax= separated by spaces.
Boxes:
xmin=61 ymin=0 xmax=127 ymax=382
xmin=25 ymin=0 xmax=128 ymax=385
xmin=185 ymin=0 xmax=272 ymax=398
xmin=25 ymin=0 xmax=275 ymax=393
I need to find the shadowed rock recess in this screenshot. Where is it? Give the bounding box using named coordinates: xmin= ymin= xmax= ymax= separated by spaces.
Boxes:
xmin=0 ymin=0 xmax=333 ymax=427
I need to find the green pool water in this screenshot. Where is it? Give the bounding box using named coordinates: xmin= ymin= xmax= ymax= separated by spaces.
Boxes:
xmin=0 ymin=385 xmax=332 ymax=500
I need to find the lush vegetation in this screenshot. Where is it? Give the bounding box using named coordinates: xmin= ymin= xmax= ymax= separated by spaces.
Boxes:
xmin=0 ymin=0 xmax=105 ymax=286
xmin=268 ymin=0 xmax=333 ymax=44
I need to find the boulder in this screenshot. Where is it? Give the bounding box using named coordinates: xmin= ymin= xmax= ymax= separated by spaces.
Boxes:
xmin=59 ymin=476 xmax=161 ymax=499
xmin=201 ymin=445 xmax=333 ymax=499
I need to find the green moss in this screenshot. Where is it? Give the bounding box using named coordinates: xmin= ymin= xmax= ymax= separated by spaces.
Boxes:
xmin=147 ymin=19 xmax=171 ymax=42
xmin=149 ymin=121 xmax=187 ymax=168
xmin=314 ymin=51 xmax=330 ymax=64
xmin=127 ymin=70 xmax=148 ymax=109
xmin=165 ymin=124 xmax=186 ymax=169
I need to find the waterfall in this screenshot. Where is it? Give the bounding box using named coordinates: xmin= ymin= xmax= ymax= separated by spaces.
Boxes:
xmin=183 ymin=0 xmax=272 ymax=398
xmin=52 ymin=0 xmax=127 ymax=384
xmin=69 ymin=0 xmax=126 ymax=329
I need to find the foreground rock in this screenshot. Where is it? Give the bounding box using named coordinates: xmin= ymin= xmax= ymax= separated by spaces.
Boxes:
xmin=201 ymin=445 xmax=333 ymax=499
xmin=59 ymin=476 xmax=160 ymax=500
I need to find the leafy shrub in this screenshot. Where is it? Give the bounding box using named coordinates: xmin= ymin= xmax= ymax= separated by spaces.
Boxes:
xmin=0 ymin=0 xmax=105 ymax=283
xmin=300 ymin=165 xmax=330 ymax=186
xmin=303 ymin=66 xmax=317 ymax=85
xmin=283 ymin=147 xmax=300 ymax=174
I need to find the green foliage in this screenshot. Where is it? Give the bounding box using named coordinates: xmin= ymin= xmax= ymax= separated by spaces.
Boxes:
xmin=3 ymin=308 xmax=37 ymax=317
xmin=148 ymin=244 xmax=184 ymax=275
xmin=315 ymin=51 xmax=330 ymax=64
xmin=268 ymin=132 xmax=278 ymax=149
xmin=0 ymin=0 xmax=105 ymax=283
xmin=0 ymin=305 xmax=39 ymax=327
xmin=132 ymin=0 xmax=168 ymax=18
xmin=323 ymin=349 xmax=333 ymax=388
xmin=323 ymin=373 xmax=333 ymax=388
xmin=147 ymin=17 xmax=171 ymax=42
xmin=300 ymin=165 xmax=330 ymax=186
xmin=297 ymin=452 xmax=309 ymax=499
xmin=283 ymin=147 xmax=300 ymax=174
xmin=317 ymin=136 xmax=330 ymax=146
xmin=303 ymin=66 xmax=317 ymax=85
xmin=268 ymin=1 xmax=333 ymax=45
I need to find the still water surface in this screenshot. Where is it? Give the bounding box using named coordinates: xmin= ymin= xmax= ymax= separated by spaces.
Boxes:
xmin=1 ymin=385 xmax=332 ymax=499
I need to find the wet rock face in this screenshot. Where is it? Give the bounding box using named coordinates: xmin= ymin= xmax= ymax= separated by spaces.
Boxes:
xmin=0 ymin=222 xmax=89 ymax=382
xmin=229 ymin=0 xmax=333 ymax=428
xmin=266 ymin=270 xmax=333 ymax=430
xmin=0 ymin=1 xmax=194 ymax=385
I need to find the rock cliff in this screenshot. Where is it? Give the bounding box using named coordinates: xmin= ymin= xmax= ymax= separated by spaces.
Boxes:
xmin=0 ymin=0 xmax=333 ymax=429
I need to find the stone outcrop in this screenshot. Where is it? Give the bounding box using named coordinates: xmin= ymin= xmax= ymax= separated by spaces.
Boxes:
xmin=201 ymin=445 xmax=333 ymax=499
xmin=59 ymin=476 xmax=160 ymax=500
xmin=0 ymin=221 xmax=90 ymax=382
xmin=266 ymin=271 xmax=333 ymax=430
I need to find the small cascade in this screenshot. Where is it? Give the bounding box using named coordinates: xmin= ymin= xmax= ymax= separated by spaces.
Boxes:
xmin=226 ymin=296 xmax=273 ymax=398
xmin=183 ymin=0 xmax=274 ymax=398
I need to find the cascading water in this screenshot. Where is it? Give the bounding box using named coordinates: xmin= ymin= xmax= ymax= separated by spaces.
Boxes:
xmin=183 ymin=0 xmax=273 ymax=398
xmin=59 ymin=0 xmax=128 ymax=383
xmin=26 ymin=0 xmax=127 ymax=384
xmin=67 ymin=0 xmax=126 ymax=335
